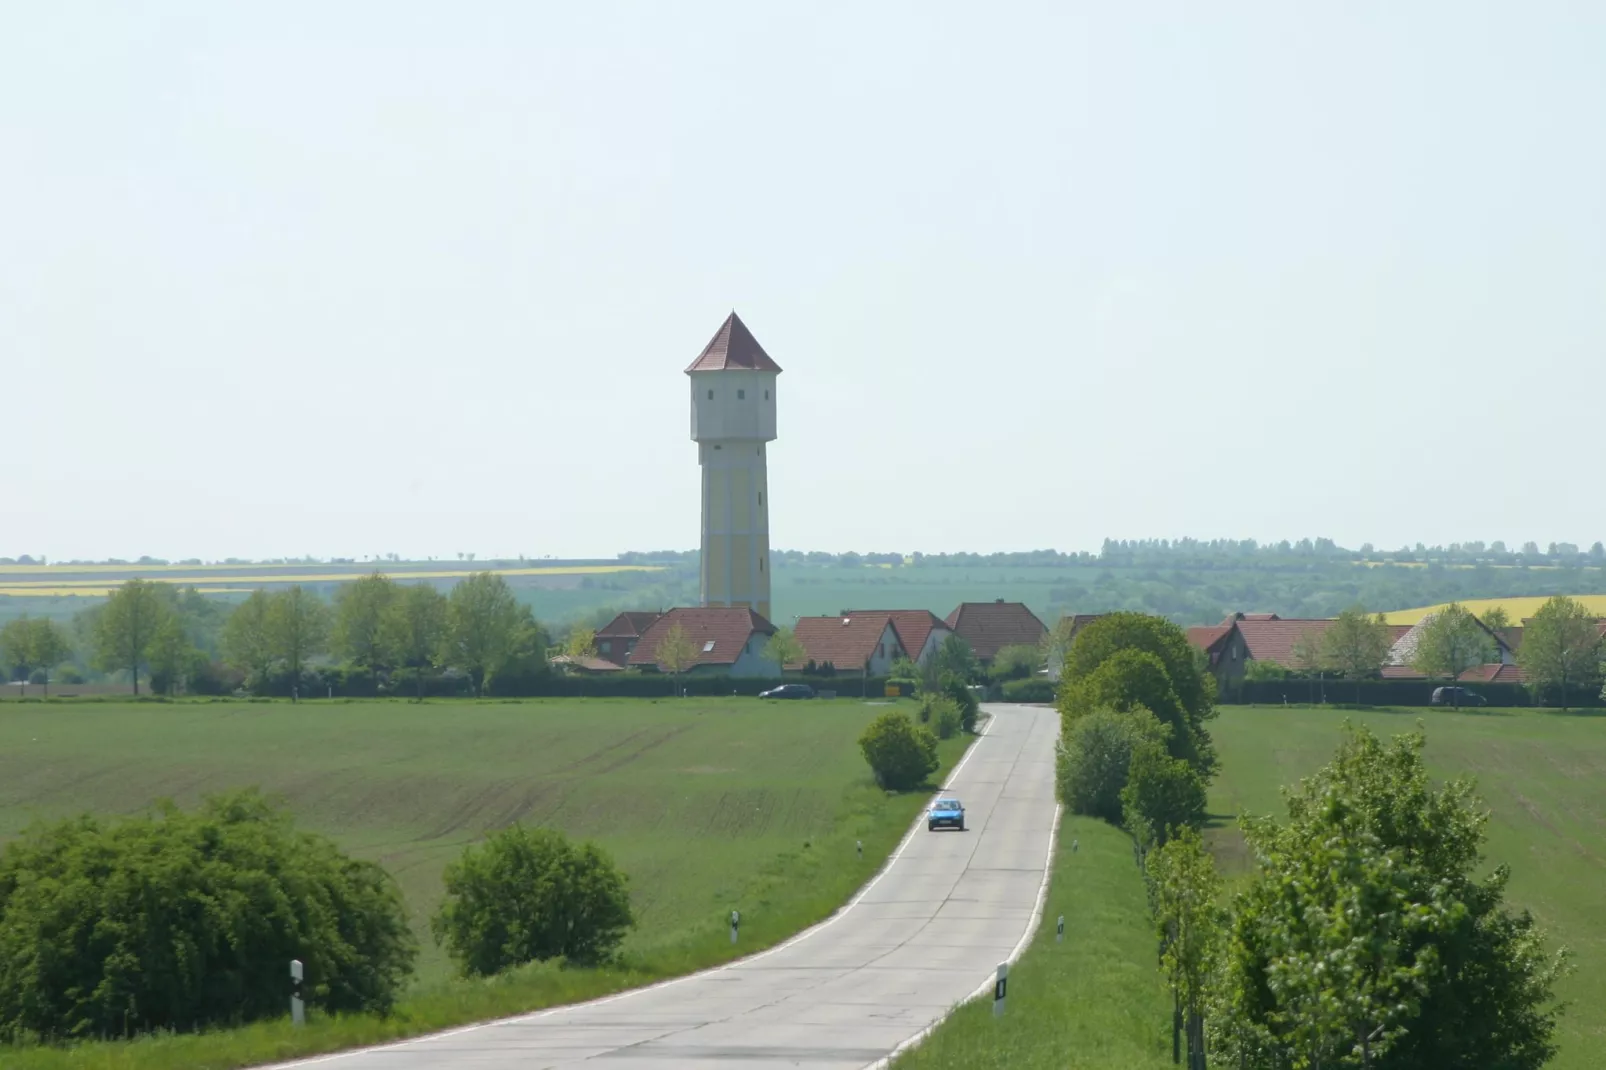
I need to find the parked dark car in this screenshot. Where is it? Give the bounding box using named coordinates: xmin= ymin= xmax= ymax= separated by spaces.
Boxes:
xmin=1431 ymin=686 xmax=1487 ymax=707
xmin=759 ymin=683 xmax=815 ymax=700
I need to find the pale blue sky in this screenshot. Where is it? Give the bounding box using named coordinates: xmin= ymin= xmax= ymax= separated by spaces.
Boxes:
xmin=4 ymin=3 xmax=1602 ymax=561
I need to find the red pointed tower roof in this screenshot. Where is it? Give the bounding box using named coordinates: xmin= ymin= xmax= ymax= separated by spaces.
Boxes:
xmin=685 ymin=312 xmax=783 ymax=374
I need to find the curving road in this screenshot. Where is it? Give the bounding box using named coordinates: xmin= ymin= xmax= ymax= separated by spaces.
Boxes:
xmin=277 ymin=704 xmax=1059 ymax=1070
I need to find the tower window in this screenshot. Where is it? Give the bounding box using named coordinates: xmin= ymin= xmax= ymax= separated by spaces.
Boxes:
xmin=759 ymin=557 xmax=764 ymax=572
xmin=738 ymin=389 xmax=745 ymax=400
xmin=758 ymin=492 xmax=763 ymax=506
xmin=707 ymin=389 xmax=714 ymax=400
xmin=764 ymin=390 xmax=770 ymax=400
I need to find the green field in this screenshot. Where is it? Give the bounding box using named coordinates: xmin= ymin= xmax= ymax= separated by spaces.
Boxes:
xmin=0 ymin=697 xmax=969 ymax=1069
xmin=1208 ymin=705 xmax=1606 ymax=1069
xmin=890 ymin=816 xmax=1171 ymax=1070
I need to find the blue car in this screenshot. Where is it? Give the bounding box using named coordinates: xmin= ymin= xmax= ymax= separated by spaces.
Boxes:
xmin=928 ymin=797 xmax=966 ymax=832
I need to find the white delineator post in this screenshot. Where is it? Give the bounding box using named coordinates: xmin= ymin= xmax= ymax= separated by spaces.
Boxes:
xmin=1057 ymin=915 xmax=1065 ymax=943
xmin=290 ymin=959 xmax=305 ymax=1026
xmin=993 ymin=962 xmax=1008 ymax=1018
xmin=730 ymin=909 xmax=740 ymax=945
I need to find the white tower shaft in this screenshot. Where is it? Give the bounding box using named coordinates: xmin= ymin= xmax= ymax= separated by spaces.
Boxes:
xmin=685 ymin=313 xmax=782 ymax=622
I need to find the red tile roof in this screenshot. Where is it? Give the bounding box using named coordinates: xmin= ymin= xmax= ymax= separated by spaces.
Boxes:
xmin=792 ymin=614 xmax=902 ymax=671
xmin=627 ymin=607 xmax=776 ymax=670
xmin=944 ymin=601 xmax=1048 ymax=661
xmin=1457 ymin=662 xmax=1528 ymax=684
xmin=597 ymin=611 xmax=662 ymax=639
xmin=1186 ymin=626 xmax=1231 ymax=652
xmin=684 ymin=312 xmax=783 ymax=374
xmin=845 ymin=609 xmax=949 ymax=660
xmin=1234 ymin=619 xmax=1334 ymax=666
xmin=550 ymin=654 xmax=625 ymax=673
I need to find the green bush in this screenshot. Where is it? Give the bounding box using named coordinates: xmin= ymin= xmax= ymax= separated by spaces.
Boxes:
xmin=858 ymin=710 xmax=940 ymax=791
xmin=925 ymin=695 xmax=963 ymax=740
xmin=432 ymin=825 xmax=634 ymax=976
xmin=0 ymin=791 xmax=414 ymax=1043
xmin=1119 ymin=740 xmax=1206 ymax=847
xmin=942 ymin=675 xmax=980 ymax=733
xmin=1055 ymin=708 xmax=1170 ymax=823
xmin=1001 ymin=677 xmax=1055 ymax=703
xmin=988 ymin=644 xmax=1043 ymax=682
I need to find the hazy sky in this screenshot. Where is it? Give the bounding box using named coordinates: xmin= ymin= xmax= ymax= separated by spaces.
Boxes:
xmin=4 ymin=3 xmax=1603 ymax=562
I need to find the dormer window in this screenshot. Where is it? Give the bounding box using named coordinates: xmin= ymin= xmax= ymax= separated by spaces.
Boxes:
xmin=702 ymin=640 xmax=716 ymax=653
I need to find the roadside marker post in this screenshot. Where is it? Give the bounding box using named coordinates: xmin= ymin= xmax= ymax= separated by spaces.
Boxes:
xmin=1056 ymin=915 xmax=1065 ymax=943
xmin=856 ymin=839 xmax=862 ymax=859
xmin=290 ymin=959 xmax=305 ymax=1027
xmin=993 ymin=962 xmax=1008 ymax=1018
xmin=730 ymin=910 xmax=740 ymax=945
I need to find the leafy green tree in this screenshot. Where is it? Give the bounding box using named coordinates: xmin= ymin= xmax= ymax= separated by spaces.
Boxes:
xmin=222 ymin=590 xmax=276 ymax=689
xmin=333 ymin=572 xmax=397 ymax=682
xmin=1148 ymin=828 xmax=1224 ymax=1070
xmin=444 ymin=573 xmax=520 ymax=698
xmin=988 ymin=643 xmax=1042 ymax=683
xmin=941 ymin=674 xmax=980 ymax=733
xmin=1215 ymin=725 xmax=1569 ymax=1069
xmin=1289 ymin=628 xmax=1327 ymax=703
xmin=762 ymin=626 xmax=806 ymax=671
xmin=485 ymin=605 xmax=550 ymax=696
xmin=266 ymin=586 xmax=330 ymax=700
xmin=1480 ymin=605 xmax=1512 ymax=633
xmin=1061 ymin=612 xmax=1216 ymax=769
xmin=858 ymin=710 xmax=939 ymax=791
xmin=1063 ymin=648 xmax=1213 ymax=776
xmin=1410 ymin=604 xmax=1495 ymax=698
xmin=0 ymin=618 xmax=72 ymax=694
xmin=1518 ymin=595 xmax=1604 ymax=709
xmin=1120 ymin=739 xmax=1206 ymax=849
xmin=380 ymin=584 xmax=449 ymax=701
xmin=653 ymin=622 xmax=697 ymax=696
xmin=923 ymin=694 xmax=963 ymax=740
xmin=564 ymin=625 xmax=598 ymax=665
xmin=1321 ymin=607 xmax=1393 ymax=702
xmin=1040 ymin=615 xmax=1079 ymax=680
xmin=934 ymin=634 xmax=981 ymax=683
xmin=1055 ymin=708 xmax=1170 ymax=823
xmin=431 ymin=825 xmax=634 ymax=976
xmin=92 ymin=579 xmax=173 ymax=696
xmin=0 ymin=791 xmax=415 ymax=1041
xmin=148 ymin=615 xmax=204 ymax=697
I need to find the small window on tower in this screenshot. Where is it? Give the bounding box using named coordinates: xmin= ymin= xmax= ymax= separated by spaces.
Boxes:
xmin=738 ymin=389 xmax=745 ymax=400
xmin=764 ymin=390 xmax=770 ymax=400
xmin=707 ymin=389 xmax=714 ymax=400
xmin=759 ymin=557 xmax=764 ymax=572
xmin=758 ymin=492 xmax=763 ymax=506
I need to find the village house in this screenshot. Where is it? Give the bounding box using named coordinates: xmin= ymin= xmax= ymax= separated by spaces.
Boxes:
xmin=791 ymin=613 xmax=906 ymax=676
xmin=626 ymin=606 xmax=780 ymax=678
xmin=594 ymin=611 xmax=664 ymax=667
xmin=843 ymin=609 xmax=954 ymax=666
xmin=945 ymin=600 xmax=1047 ymax=663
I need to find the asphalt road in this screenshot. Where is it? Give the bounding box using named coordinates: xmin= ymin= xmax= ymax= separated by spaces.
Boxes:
xmin=279 ymin=703 xmax=1060 ymax=1070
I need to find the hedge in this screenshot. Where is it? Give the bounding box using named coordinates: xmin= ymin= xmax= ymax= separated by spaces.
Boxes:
xmin=1001 ymin=677 xmax=1056 ymax=703
xmin=1222 ymin=678 xmax=1603 ymax=708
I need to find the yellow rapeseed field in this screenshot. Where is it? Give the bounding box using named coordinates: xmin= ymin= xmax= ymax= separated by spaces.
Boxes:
xmin=1384 ymin=595 xmax=1606 ymax=625
xmin=0 ymin=564 xmax=662 ymax=598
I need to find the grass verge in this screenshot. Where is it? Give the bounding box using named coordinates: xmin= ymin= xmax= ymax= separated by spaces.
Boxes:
xmin=889 ymin=815 xmax=1171 ymax=1070
xmin=1 ymin=699 xmax=972 ymax=1070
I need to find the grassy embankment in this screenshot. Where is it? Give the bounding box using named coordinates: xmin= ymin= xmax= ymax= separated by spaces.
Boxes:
xmin=0 ymin=697 xmax=969 ymax=1070
xmin=897 ymin=704 xmax=1605 ymax=1070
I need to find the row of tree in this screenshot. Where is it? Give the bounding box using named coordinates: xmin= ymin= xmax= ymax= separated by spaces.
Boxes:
xmin=2 ymin=574 xmax=553 ymax=699
xmin=1052 ymin=611 xmax=1567 ymax=1068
